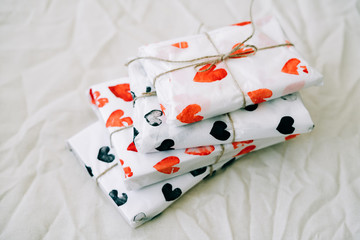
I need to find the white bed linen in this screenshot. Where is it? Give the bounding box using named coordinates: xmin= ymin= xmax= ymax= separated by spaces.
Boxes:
xmin=1 ymin=0 xmax=360 ymax=239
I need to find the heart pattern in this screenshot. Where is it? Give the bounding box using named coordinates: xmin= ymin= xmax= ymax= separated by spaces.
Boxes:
xmin=244 ymin=104 xmax=258 ymax=111
xmin=176 ymin=104 xmax=204 ymax=124
xmin=155 ymin=139 xmax=175 ymax=151
xmin=190 ymin=167 xmax=207 ymax=177
xmin=281 ymin=58 xmax=308 ymax=75
xmin=106 ymin=110 xmax=133 ymax=128
xmin=193 ymin=64 xmax=227 ymax=83
xmin=232 ymin=140 xmax=254 ymax=149
xmin=162 ymin=183 xmax=182 ymax=201
xmin=160 ymin=104 xmax=166 ymax=115
xmin=130 ymin=91 xmax=136 ymax=104
xmin=276 ymin=116 xmax=295 ymax=134
xmin=123 ymin=166 xmax=133 ymax=178
xmin=97 ymin=146 xmax=115 ymax=163
xmin=232 ymin=21 xmax=251 ymax=26
xmin=171 ymin=41 xmax=188 ymax=48
xmin=89 ymin=89 xmax=108 ymax=108
xmin=108 ymin=83 xmax=133 ymax=102
xmin=285 ymin=134 xmax=300 ymax=141
xmin=127 ymin=141 xmax=137 ymax=152
xmin=84 ymin=75 xmax=318 ymax=221
xmin=109 ymin=190 xmax=128 ymax=206
xmin=133 ymin=127 xmax=139 ymax=140
xmin=210 ymin=121 xmax=231 ymax=141
xmin=144 ymin=109 xmax=163 ymax=126
xmin=247 ymin=88 xmax=273 ymax=104
xmin=230 ymin=43 xmax=255 ymax=58
xmin=185 ymin=145 xmax=215 ymax=156
xmin=153 ymin=156 xmax=180 ymax=174
xmin=234 ymin=145 xmax=256 ymax=157
xmin=85 ymin=165 xmax=93 ymax=177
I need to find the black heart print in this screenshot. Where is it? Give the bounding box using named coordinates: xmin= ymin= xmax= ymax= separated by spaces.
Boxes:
xmin=146 ymin=86 xmax=152 ymax=93
xmin=109 ymin=190 xmax=128 ymax=206
xmin=244 ymin=104 xmax=258 ymax=111
xmin=210 ymin=121 xmax=231 ymax=141
xmin=155 ymin=139 xmax=175 ymax=151
xmin=144 ymin=110 xmax=163 ymax=126
xmin=162 ymin=183 xmax=182 ymax=201
xmin=131 ymin=91 xmax=136 ymax=106
xmin=190 ymin=167 xmax=207 ymax=177
xmin=276 ymin=116 xmax=295 ymax=134
xmin=133 ymin=127 xmax=139 ymax=141
xmin=97 ymin=146 xmax=115 ymax=163
xmin=85 ymin=165 xmax=93 ymax=177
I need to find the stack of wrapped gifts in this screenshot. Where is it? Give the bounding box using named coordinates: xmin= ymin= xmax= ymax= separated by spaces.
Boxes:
xmin=67 ymin=16 xmax=322 ymax=228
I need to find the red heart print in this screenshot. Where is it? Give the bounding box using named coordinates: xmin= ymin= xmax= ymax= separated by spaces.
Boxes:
xmin=285 ymin=134 xmax=300 ymax=141
xmin=193 ymin=64 xmax=227 ymax=83
xmin=160 ymin=104 xmax=166 ymax=115
xmin=232 ymin=140 xmax=254 ymax=149
xmin=127 ymin=141 xmax=137 ymax=152
xmin=89 ymin=89 xmax=108 ymax=108
xmin=171 ymin=41 xmax=188 ymax=49
xmin=176 ymin=104 xmax=204 ymax=124
xmin=185 ymin=145 xmax=215 ymax=156
xmin=108 ymin=83 xmax=133 ymax=102
xmin=300 ymin=66 xmax=308 ymax=73
xmin=281 ymin=58 xmax=308 ymax=75
xmin=153 ymin=156 xmax=180 ymax=174
xmin=233 ymin=145 xmax=256 ymax=157
xmin=89 ymin=89 xmax=97 ymax=105
xmin=120 ymin=159 xmax=124 ymax=165
xmin=123 ymin=166 xmax=133 ymax=178
xmin=247 ymin=88 xmax=273 ymax=104
xmin=106 ymin=110 xmax=133 ymax=128
xmin=230 ymin=43 xmax=255 ymax=58
xmin=97 ymin=98 xmax=108 ymax=108
xmin=232 ymin=21 xmax=251 ymax=26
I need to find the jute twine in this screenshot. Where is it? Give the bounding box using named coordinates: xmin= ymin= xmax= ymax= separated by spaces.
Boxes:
xmin=96 ymin=163 xmax=119 ymax=184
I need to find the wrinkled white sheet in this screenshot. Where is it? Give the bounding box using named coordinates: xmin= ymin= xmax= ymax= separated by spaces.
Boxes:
xmin=1 ymin=0 xmax=360 ymax=239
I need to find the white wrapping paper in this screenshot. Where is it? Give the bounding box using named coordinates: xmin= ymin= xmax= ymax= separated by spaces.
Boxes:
xmin=67 ymin=121 xmax=208 ymax=228
xmin=67 ymin=121 xmax=285 ymax=228
xmin=128 ymin=16 xmax=322 ymax=126
xmin=129 ymin=60 xmax=314 ymax=153
xmin=89 ymin=78 xmax=312 ymax=190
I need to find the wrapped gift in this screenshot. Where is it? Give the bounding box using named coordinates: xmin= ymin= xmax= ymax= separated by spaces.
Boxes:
xmin=67 ymin=121 xmax=286 ymax=228
xmin=67 ymin=121 xmax=209 ymax=228
xmin=129 ymin=61 xmax=314 ymax=153
xmin=89 ymin=78 xmax=310 ymax=190
xmin=127 ymin=16 xmax=322 ymax=126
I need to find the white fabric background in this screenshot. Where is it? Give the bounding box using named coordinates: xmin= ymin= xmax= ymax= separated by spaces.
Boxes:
xmin=0 ymin=0 xmax=359 ymax=239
